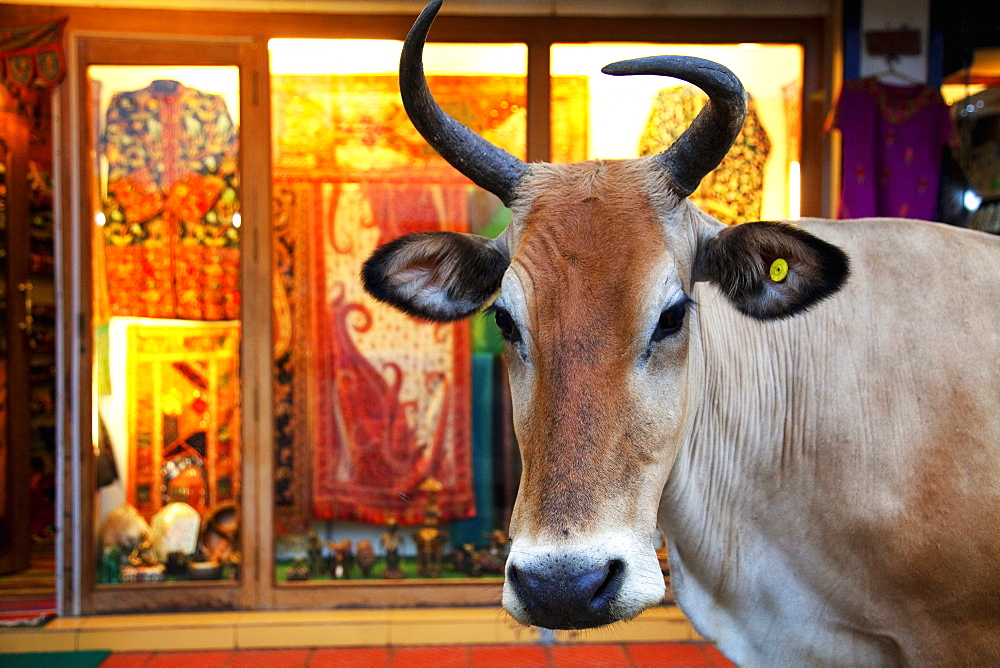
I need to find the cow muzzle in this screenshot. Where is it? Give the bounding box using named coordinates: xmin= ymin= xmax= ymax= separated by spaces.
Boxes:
xmin=502 ymin=533 xmax=666 ymax=629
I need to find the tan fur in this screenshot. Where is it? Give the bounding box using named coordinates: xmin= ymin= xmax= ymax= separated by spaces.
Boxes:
xmin=498 ymin=161 xmax=1000 ymax=662
xmin=504 ymin=162 xmax=670 ymax=537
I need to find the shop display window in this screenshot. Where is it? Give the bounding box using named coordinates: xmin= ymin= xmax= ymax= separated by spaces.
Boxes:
xmin=88 ymin=66 xmax=243 ymax=585
xmin=551 ymin=43 xmax=804 ymax=222
xmin=269 ymin=40 xmax=535 ymax=584
xmin=266 ymin=38 xmax=805 ymax=588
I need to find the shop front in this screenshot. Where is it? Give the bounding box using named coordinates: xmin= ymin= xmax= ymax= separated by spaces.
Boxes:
xmin=1 ymin=1 xmax=829 ymax=618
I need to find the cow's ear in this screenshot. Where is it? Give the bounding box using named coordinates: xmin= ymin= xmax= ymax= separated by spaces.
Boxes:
xmin=694 ymin=221 xmax=850 ymax=320
xmin=362 ymin=231 xmax=508 ymax=322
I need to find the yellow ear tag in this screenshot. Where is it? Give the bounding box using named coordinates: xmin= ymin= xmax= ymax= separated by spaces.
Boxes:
xmin=770 ymin=258 xmax=789 ymax=283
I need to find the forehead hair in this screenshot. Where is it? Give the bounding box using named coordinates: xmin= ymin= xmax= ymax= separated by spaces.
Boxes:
xmin=508 ymin=161 xmax=671 ymax=359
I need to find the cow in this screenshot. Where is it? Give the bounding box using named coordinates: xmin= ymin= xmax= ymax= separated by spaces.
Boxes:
xmin=361 ymin=0 xmax=1000 ymax=664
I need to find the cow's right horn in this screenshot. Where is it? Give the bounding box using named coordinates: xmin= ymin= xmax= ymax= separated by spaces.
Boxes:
xmin=602 ymin=56 xmax=747 ymax=198
xmin=400 ymin=0 xmax=527 ymax=206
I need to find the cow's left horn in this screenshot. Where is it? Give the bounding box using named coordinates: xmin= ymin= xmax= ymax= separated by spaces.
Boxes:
xmin=602 ymin=56 xmax=747 ymax=198
xmin=401 ymin=0 xmax=527 ymax=206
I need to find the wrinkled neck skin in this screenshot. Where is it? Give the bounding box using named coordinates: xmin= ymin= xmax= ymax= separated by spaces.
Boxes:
xmin=496 ymin=158 xmax=721 ymax=630
xmin=660 ymin=218 xmax=1000 ymax=665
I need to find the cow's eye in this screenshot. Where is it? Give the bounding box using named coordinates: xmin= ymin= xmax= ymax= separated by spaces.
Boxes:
xmin=494 ymin=307 xmax=522 ymax=344
xmin=651 ymin=300 xmax=689 ymax=342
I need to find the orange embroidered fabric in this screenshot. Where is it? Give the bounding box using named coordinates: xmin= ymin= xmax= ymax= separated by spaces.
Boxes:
xmin=97 ymin=80 xmax=240 ymax=321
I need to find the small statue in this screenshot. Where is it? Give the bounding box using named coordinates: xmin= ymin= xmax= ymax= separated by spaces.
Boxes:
xmin=413 ymin=478 xmax=449 ymax=578
xmin=287 ymin=556 xmax=310 ymax=581
xmin=328 ymin=538 xmax=354 ymax=579
xmin=381 ymin=517 xmax=403 ymax=579
xmin=225 ymin=550 xmax=242 ymax=580
xmin=355 ymin=539 xmax=377 ymax=578
xmin=127 ymin=537 xmax=160 ymax=567
xmin=99 ymin=546 xmax=122 ymax=584
xmin=453 ymin=543 xmax=479 ymax=576
xmin=307 ymin=530 xmax=324 ymax=576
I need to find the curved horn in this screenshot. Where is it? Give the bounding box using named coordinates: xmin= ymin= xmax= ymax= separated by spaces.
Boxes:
xmin=401 ymin=0 xmax=527 ymax=206
xmin=602 ymin=56 xmax=747 ymax=197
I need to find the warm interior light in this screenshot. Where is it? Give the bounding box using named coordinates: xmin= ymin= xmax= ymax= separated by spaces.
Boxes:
xmin=95 ymin=211 xmax=107 ymax=226
xmin=268 ymin=39 xmax=527 ymax=76
xmin=788 ymin=161 xmax=801 ymax=220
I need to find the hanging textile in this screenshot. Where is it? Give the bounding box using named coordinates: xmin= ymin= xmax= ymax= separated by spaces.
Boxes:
xmin=827 ymin=77 xmax=958 ymax=220
xmin=639 ymin=85 xmax=771 ymax=225
xmin=311 ymin=180 xmax=474 ymax=525
xmin=122 ymin=320 xmax=241 ymax=521
xmin=98 ymin=80 xmax=240 ymax=321
xmin=0 ymin=17 xmax=67 ymax=91
xmin=271 ymin=73 xmax=588 ymax=531
xmin=270 ymin=75 xmax=513 ymax=531
xmin=272 ymin=174 xmax=474 ymax=529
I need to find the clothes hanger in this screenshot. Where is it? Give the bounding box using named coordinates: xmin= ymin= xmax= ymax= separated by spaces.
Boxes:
xmin=868 ymin=55 xmax=924 ymax=86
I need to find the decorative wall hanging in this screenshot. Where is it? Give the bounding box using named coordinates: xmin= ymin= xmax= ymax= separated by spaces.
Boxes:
xmin=271 ymin=74 xmax=593 ymax=532
xmin=0 ymin=18 xmax=67 ymax=92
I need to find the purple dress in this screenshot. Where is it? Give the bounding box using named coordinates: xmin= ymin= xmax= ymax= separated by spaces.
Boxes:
xmin=829 ymin=77 xmax=957 ymax=220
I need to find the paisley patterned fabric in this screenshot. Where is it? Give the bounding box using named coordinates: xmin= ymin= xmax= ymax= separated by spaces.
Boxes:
xmin=270 ymin=74 xmax=590 ymax=532
xmin=272 ymin=176 xmax=474 ymax=529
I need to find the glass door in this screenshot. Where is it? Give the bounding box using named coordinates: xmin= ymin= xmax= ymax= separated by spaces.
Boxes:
xmin=64 ymin=35 xmax=268 ymax=614
xmin=89 ymin=65 xmax=243 ymax=587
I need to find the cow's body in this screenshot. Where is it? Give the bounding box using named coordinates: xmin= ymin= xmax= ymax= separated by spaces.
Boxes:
xmin=362 ymin=2 xmax=1000 ymax=663
xmin=670 ymin=217 xmax=1000 ymax=664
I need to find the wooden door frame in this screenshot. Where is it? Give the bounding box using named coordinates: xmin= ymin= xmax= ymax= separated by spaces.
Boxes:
xmin=56 ymin=31 xmax=271 ymax=615
xmin=0 ymin=111 xmax=33 ymax=576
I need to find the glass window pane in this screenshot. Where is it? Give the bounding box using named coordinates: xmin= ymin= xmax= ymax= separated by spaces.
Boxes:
xmin=551 ymin=43 xmax=804 ymax=222
xmin=89 ymin=65 xmax=242 ymax=585
xmin=269 ymin=39 xmax=524 ymax=584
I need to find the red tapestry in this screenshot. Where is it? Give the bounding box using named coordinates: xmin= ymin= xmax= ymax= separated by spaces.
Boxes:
xmin=271 ymin=74 xmax=589 ymax=531
xmin=271 ymin=74 xmax=525 ymax=530
xmin=311 ymin=182 xmax=473 ymax=525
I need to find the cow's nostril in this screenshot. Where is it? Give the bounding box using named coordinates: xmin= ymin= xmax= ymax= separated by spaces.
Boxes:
xmin=591 ymin=559 xmax=625 ymax=609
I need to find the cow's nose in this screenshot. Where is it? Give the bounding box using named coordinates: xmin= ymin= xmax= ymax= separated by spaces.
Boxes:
xmin=506 ymin=558 xmax=625 ymax=629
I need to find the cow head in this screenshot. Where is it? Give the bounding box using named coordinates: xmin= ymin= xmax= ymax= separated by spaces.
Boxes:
xmin=362 ymin=0 xmax=849 ymax=629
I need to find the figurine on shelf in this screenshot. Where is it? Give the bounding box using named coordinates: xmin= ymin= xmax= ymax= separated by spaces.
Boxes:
xmin=381 ymin=517 xmax=403 ymax=579
xmin=356 ymin=539 xmax=377 ymax=578
xmin=328 ymin=538 xmax=353 ymax=579
xmin=127 ymin=537 xmax=159 ymax=567
xmin=413 ymin=478 xmax=449 ymax=578
xmin=307 ymin=530 xmax=324 ymax=576
xmin=99 ymin=546 xmax=122 ymax=584
xmin=287 ymin=556 xmax=310 ymax=581
xmin=121 ymin=536 xmax=167 ymax=583
xmin=451 ymin=543 xmax=479 ymax=576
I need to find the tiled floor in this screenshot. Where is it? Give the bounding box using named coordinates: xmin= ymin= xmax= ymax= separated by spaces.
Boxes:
xmin=98 ymin=642 xmax=734 ymax=667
